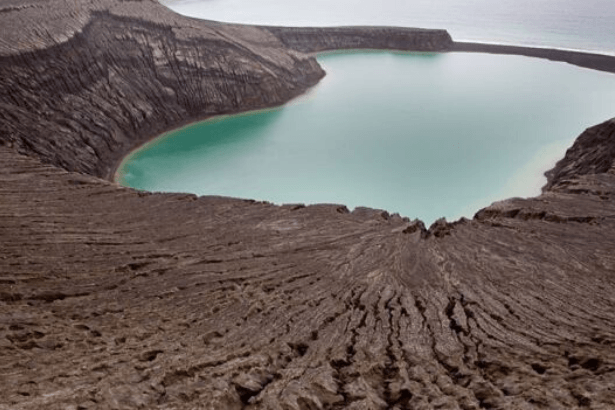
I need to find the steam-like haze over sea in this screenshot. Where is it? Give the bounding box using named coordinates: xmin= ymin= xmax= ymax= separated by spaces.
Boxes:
xmin=162 ymin=0 xmax=615 ymax=54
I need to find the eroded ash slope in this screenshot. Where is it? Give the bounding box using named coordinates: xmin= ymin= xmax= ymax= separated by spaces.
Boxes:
xmin=1 ymin=1 xmax=615 ymax=409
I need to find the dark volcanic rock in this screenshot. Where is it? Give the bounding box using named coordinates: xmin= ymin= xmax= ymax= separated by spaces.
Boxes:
xmin=0 ymin=4 xmax=325 ymax=179
xmin=544 ymin=119 xmax=615 ymax=191
xmin=1 ymin=1 xmax=615 ymax=409
xmin=452 ymin=41 xmax=615 ymax=75
xmin=263 ymin=26 xmax=454 ymax=53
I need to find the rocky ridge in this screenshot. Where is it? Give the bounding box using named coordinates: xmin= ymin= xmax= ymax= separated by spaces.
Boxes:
xmin=1 ymin=1 xmax=615 ymax=409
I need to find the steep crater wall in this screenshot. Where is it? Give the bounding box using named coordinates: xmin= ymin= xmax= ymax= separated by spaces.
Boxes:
xmin=0 ymin=8 xmax=453 ymax=180
xmin=263 ymin=26 xmax=453 ymax=53
xmin=0 ymin=11 xmax=325 ymax=179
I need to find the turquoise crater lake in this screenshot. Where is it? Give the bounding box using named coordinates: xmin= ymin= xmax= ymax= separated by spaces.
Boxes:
xmin=117 ymin=52 xmax=615 ymax=224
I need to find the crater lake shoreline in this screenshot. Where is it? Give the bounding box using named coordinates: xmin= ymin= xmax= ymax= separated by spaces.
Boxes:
xmin=111 ymin=33 xmax=615 ymax=226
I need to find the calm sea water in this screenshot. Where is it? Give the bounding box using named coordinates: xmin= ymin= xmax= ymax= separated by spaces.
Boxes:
xmin=117 ymin=52 xmax=615 ymax=224
xmin=162 ymin=0 xmax=615 ymax=54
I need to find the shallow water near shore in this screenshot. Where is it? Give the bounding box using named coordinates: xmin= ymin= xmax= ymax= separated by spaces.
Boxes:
xmin=117 ymin=52 xmax=615 ymax=224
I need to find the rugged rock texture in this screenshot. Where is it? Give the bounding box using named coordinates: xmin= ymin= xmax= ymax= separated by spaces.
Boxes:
xmin=0 ymin=2 xmax=326 ymax=179
xmin=262 ymin=27 xmax=453 ymax=53
xmin=544 ymin=120 xmax=615 ymax=190
xmin=1 ymin=1 xmax=615 ymax=409
xmin=0 ymin=1 xmax=452 ymax=180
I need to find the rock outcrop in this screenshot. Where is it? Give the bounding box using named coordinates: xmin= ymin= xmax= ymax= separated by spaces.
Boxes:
xmin=1 ymin=1 xmax=615 ymax=409
xmin=0 ymin=2 xmax=326 ymax=179
xmin=262 ymin=26 xmax=453 ymax=53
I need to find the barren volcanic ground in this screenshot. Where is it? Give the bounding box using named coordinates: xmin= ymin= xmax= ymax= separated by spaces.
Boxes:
xmin=1 ymin=0 xmax=615 ymax=409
